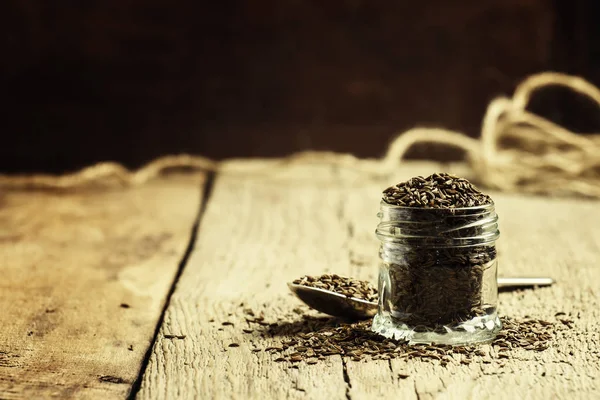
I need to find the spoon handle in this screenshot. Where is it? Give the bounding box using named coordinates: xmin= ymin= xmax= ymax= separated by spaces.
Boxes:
xmin=497 ymin=277 xmax=554 ymax=288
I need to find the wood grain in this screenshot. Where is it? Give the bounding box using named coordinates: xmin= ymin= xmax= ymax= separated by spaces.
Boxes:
xmin=0 ymin=174 xmax=204 ymax=399
xmin=138 ymin=160 xmax=600 ymax=399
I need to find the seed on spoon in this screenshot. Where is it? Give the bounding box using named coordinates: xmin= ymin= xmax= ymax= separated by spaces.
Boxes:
xmin=292 ymin=274 xmax=378 ymax=303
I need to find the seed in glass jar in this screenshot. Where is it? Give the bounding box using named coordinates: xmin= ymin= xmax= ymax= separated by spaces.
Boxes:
xmin=379 ymin=173 xmax=497 ymax=333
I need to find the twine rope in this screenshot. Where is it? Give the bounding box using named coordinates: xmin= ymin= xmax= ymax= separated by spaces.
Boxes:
xmin=2 ymin=72 xmax=600 ymax=197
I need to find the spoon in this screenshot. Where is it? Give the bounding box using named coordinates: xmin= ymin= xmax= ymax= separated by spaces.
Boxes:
xmin=288 ymin=277 xmax=554 ymax=320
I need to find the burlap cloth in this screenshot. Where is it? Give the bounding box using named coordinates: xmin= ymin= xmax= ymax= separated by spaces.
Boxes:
xmin=2 ymin=72 xmax=600 ymax=197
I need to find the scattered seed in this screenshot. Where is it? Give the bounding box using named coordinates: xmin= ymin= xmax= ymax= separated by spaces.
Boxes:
xmin=241 ymin=315 xmax=563 ymax=366
xmin=164 ymin=334 xmax=186 ymax=340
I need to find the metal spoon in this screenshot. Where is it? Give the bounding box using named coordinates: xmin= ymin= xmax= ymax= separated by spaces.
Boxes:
xmin=288 ymin=277 xmax=554 ymax=320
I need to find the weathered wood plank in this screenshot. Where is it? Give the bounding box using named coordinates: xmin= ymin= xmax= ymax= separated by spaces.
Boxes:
xmin=139 ymin=161 xmax=599 ymax=399
xmin=0 ymin=174 xmax=204 ymax=399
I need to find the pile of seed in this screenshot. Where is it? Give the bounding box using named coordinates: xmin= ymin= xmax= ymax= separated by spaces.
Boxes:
xmin=382 ymin=173 xmax=492 ymax=208
xmin=246 ymin=314 xmax=569 ymax=366
xmin=293 ymin=274 xmax=378 ymax=302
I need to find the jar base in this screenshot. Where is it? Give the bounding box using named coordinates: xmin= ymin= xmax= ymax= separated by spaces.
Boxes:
xmin=371 ymin=311 xmax=502 ymax=346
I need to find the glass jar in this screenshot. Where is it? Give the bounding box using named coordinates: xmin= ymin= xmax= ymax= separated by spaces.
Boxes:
xmin=371 ymin=201 xmax=501 ymax=345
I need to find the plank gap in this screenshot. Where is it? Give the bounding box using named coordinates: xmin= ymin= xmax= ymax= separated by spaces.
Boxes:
xmin=341 ymin=357 xmax=353 ymax=400
xmin=127 ymin=171 xmax=216 ymax=400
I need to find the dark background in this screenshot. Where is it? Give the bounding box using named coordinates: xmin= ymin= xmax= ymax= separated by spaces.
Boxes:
xmin=2 ymin=0 xmax=600 ymax=173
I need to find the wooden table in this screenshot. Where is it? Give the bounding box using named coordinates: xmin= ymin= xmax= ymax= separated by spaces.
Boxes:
xmin=1 ymin=160 xmax=598 ymax=399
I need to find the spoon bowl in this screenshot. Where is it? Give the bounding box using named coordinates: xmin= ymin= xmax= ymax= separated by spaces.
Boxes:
xmin=287 ymin=283 xmax=377 ymax=320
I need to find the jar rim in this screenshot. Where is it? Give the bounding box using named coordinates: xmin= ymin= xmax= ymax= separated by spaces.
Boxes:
xmin=380 ymin=199 xmax=495 ymax=212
